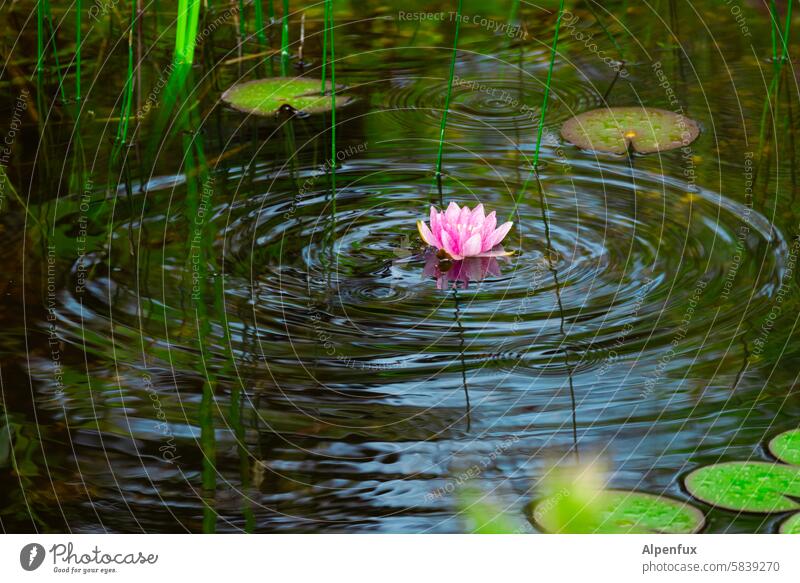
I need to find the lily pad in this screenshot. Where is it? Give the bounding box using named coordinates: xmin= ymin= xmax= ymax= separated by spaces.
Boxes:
xmin=561 ymin=107 xmax=700 ymax=154
xmin=768 ymin=429 xmax=800 ymax=466
xmin=530 ymin=489 xmax=705 ymax=534
xmin=221 ymin=77 xmax=350 ymax=116
xmin=779 ymin=513 xmax=800 ymax=534
xmin=684 ymin=462 xmax=800 ymax=513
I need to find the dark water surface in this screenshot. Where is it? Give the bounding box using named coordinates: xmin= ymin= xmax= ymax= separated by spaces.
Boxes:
xmin=1 ymin=1 xmax=800 ymax=533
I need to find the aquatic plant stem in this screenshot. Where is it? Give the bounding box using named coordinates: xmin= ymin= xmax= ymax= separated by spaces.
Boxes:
xmin=37 ymin=1 xmax=44 ymax=89
xmin=434 ymin=0 xmax=462 ymax=182
xmin=453 ymin=288 xmax=471 ymax=431
xmin=756 ymin=0 xmax=793 ymax=172
xmin=329 ymin=0 xmax=336 ymax=210
xmin=254 ymin=0 xmax=267 ymax=45
xmin=509 ymin=0 xmax=565 ymax=221
xmin=76 ymin=0 xmax=81 ymax=103
xmin=321 ymin=0 xmax=329 ymax=94
xmin=281 ymin=0 xmax=290 ymax=76
xmin=43 ymin=0 xmax=68 ymax=103
xmin=112 ymin=1 xmax=136 ymax=164
xmin=507 ymin=0 xmax=520 ymax=26
xmin=770 ymin=0 xmax=779 ymax=74
xmin=239 ymin=0 xmax=246 ymax=40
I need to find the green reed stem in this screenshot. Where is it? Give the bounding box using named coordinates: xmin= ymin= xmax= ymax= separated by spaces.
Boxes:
xmin=434 ymin=0 xmax=462 ymax=180
xmin=112 ymin=1 xmax=137 ymax=163
xmin=174 ymin=0 xmax=202 ymax=65
xmin=37 ymin=1 xmax=44 ymax=89
xmin=321 ymin=0 xmax=330 ymax=93
xmin=509 ymin=0 xmax=565 ymax=220
xmin=43 ymin=0 xmax=68 ymax=103
xmin=757 ymin=0 xmax=793 ymax=162
xmin=254 ymin=0 xmax=267 ymax=45
xmin=770 ymin=0 xmax=779 ymax=73
xmin=239 ymin=0 xmax=246 ymax=40
xmin=507 ymin=0 xmax=520 ymax=25
xmin=76 ymin=0 xmax=81 ymax=102
xmin=329 ymin=0 xmax=336 ymax=206
xmin=779 ymin=0 xmax=793 ymax=63
xmin=281 ymin=0 xmax=290 ymax=76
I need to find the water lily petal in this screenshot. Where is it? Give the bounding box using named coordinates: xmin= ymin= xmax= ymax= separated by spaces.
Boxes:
xmin=417 ymin=220 xmax=440 ymax=248
xmin=470 ymin=204 xmax=485 ymax=225
xmin=445 ymin=201 xmax=460 ymax=225
xmin=489 ymin=221 xmax=513 ymax=248
xmin=429 ymin=206 xmax=441 ymax=239
xmin=441 ymin=230 xmax=461 ymax=260
xmin=462 ymin=233 xmax=483 ymax=257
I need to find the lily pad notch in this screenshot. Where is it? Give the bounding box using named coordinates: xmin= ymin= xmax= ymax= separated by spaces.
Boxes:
xmin=221 ymin=77 xmax=351 ymax=117
xmin=561 ymin=107 xmax=700 ymax=154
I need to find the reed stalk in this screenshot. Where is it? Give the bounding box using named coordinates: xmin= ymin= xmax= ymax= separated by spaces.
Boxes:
xmin=509 ymin=0 xmax=565 ymax=220
xmin=281 ymin=0 xmax=290 ymax=76
xmin=254 ymin=1 xmax=267 ymax=45
xmin=239 ymin=0 xmax=246 ymax=40
xmin=37 ymin=1 xmax=44 ymax=89
xmin=757 ymin=0 xmax=793 ymax=165
xmin=112 ymin=1 xmax=137 ymax=164
xmin=76 ymin=0 xmax=81 ymax=103
xmin=321 ymin=0 xmax=330 ymax=93
xmin=328 ymin=0 xmax=336 ymax=207
xmin=434 ymin=0 xmax=463 ymax=181
xmin=42 ymin=0 xmax=68 ymax=103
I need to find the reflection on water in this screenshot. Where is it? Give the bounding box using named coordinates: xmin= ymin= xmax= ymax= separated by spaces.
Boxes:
xmin=1 ymin=0 xmax=799 ymax=533
xmin=422 ymin=253 xmax=507 ymax=289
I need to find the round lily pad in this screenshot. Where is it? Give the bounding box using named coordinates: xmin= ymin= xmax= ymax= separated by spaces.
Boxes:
xmin=530 ymin=489 xmax=705 ymax=534
xmin=221 ymin=77 xmax=350 ymax=116
xmin=561 ymin=107 xmax=700 ymax=154
xmin=779 ymin=512 xmax=800 ymax=534
xmin=769 ymin=429 xmax=800 ymax=466
xmin=684 ymin=462 xmax=800 ymax=513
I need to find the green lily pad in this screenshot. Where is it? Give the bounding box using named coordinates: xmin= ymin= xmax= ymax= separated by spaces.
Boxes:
xmin=530 ymin=489 xmax=705 ymax=534
xmin=684 ymin=462 xmax=800 ymax=513
xmin=779 ymin=512 xmax=800 ymax=534
xmin=221 ymin=77 xmax=350 ymax=116
xmin=561 ymin=107 xmax=700 ymax=154
xmin=769 ymin=429 xmax=800 ymax=466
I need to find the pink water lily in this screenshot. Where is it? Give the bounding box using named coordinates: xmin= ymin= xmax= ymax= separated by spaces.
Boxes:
xmin=417 ymin=202 xmax=513 ymax=260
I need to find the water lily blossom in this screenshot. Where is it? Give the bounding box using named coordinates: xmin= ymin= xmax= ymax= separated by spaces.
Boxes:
xmin=417 ymin=202 xmax=513 ymax=260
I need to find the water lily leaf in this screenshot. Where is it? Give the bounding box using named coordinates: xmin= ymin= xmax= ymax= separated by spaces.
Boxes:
xmin=779 ymin=512 xmax=800 ymax=534
xmin=684 ymin=462 xmax=800 ymax=513
xmin=561 ymin=107 xmax=700 ymax=154
xmin=768 ymin=429 xmax=800 ymax=466
xmin=221 ymin=77 xmax=350 ymax=116
xmin=530 ymin=489 xmax=705 ymax=534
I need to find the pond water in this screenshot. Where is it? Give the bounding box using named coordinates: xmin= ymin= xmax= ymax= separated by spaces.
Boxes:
xmin=1 ymin=0 xmax=799 ymax=533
